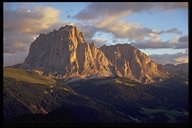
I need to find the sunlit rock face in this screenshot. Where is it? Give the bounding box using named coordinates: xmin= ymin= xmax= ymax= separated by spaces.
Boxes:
xmin=100 ymin=44 xmax=169 ymax=84
xmin=22 ymin=25 xmax=169 ymax=83
xmin=24 ymin=25 xmax=113 ymax=79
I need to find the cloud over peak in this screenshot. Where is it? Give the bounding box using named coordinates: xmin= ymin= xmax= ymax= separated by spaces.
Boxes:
xmin=3 ymin=5 xmax=64 ymax=66
xmin=4 ymin=6 xmax=60 ymax=34
xmin=3 ymin=2 xmax=188 ymax=66
xmin=73 ymin=2 xmax=187 ymax=47
xmin=74 ymin=2 xmax=187 ymax=21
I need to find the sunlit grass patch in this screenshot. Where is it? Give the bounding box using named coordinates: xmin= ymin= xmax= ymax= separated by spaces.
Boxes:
xmin=4 ymin=68 xmax=56 ymax=85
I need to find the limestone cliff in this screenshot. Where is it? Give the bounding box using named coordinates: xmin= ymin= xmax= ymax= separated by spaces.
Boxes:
xmin=100 ymin=44 xmax=169 ymax=83
xmin=24 ymin=25 xmax=113 ymax=79
xmin=21 ymin=25 xmax=169 ymax=83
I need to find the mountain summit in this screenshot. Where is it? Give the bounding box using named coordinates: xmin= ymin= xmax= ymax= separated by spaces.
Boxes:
xmin=23 ymin=25 xmax=113 ymax=79
xmin=19 ymin=25 xmax=169 ymax=83
xmin=100 ymin=44 xmax=169 ymax=83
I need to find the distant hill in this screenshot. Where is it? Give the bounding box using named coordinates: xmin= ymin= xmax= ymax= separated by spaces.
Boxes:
xmin=164 ymin=63 xmax=188 ymax=74
xmin=164 ymin=63 xmax=188 ymax=81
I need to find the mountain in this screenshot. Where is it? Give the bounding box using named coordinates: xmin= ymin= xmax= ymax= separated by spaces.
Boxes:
xmin=21 ymin=25 xmax=113 ymax=79
xmin=164 ymin=63 xmax=188 ymax=82
xmin=164 ymin=63 xmax=188 ymax=74
xmin=4 ymin=25 xmax=188 ymax=125
xmin=16 ymin=25 xmax=169 ymax=84
xmin=100 ymin=44 xmax=169 ymax=83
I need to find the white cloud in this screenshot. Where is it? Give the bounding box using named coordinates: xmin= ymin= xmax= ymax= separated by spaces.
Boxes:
xmin=74 ymin=2 xmax=187 ymax=21
xmin=74 ymin=2 xmax=187 ymax=44
xmin=3 ymin=3 xmax=188 ymax=66
xmin=92 ymin=37 xmax=108 ymax=47
xmin=150 ymin=49 xmax=188 ymax=64
xmin=4 ymin=6 xmax=60 ymax=34
xmin=130 ymin=35 xmax=188 ymax=49
xmin=3 ymin=6 xmax=64 ymax=66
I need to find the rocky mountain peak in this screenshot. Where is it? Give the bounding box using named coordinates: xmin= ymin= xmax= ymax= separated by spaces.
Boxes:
xmin=58 ymin=25 xmax=86 ymax=44
xmin=20 ymin=25 xmax=169 ymax=83
xmin=23 ymin=25 xmax=113 ymax=79
xmin=100 ymin=44 xmax=169 ymax=83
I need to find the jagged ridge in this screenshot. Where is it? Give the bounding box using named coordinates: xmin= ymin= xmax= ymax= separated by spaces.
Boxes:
xmin=19 ymin=25 xmax=169 ymax=84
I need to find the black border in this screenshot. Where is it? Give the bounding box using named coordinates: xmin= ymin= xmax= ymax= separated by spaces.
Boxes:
xmin=2 ymin=0 xmax=191 ymax=128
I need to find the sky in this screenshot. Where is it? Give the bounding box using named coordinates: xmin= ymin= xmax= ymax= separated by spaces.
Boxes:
xmin=3 ymin=2 xmax=188 ymax=66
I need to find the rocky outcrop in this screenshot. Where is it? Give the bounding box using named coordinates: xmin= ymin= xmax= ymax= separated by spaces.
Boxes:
xmin=23 ymin=25 xmax=113 ymax=79
xmin=100 ymin=44 xmax=169 ymax=83
xmin=20 ymin=25 xmax=169 ymax=83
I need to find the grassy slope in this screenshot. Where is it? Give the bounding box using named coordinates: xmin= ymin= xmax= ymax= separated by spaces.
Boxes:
xmin=3 ymin=67 xmax=188 ymax=124
xmin=4 ymin=68 xmax=133 ymax=123
xmin=4 ymin=68 xmax=56 ymax=85
xmin=3 ymin=67 xmax=76 ymax=119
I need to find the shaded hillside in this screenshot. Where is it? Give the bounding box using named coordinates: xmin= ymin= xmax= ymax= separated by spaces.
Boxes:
xmin=3 ymin=68 xmax=133 ymax=124
xmin=164 ymin=63 xmax=188 ymax=81
xmin=3 ymin=68 xmax=188 ymax=125
xmin=164 ymin=63 xmax=188 ymax=74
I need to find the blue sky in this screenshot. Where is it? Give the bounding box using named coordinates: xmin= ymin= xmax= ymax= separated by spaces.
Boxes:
xmin=126 ymin=8 xmax=188 ymax=35
xmin=3 ymin=2 xmax=188 ymax=66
